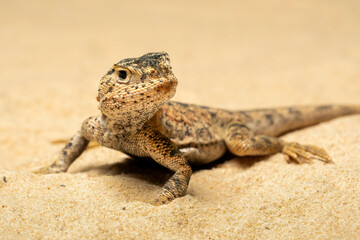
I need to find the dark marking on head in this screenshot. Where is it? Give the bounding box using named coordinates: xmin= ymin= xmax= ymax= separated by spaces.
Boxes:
xmin=3 ymin=176 xmax=7 ymax=183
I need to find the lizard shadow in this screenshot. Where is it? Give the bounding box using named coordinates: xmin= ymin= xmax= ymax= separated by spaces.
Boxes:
xmin=192 ymin=151 xmax=268 ymax=171
xmin=77 ymin=152 xmax=268 ymax=186
xmin=78 ymin=157 xmax=172 ymax=186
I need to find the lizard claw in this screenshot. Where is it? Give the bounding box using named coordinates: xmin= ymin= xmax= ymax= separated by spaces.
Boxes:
xmin=282 ymin=142 xmax=334 ymax=164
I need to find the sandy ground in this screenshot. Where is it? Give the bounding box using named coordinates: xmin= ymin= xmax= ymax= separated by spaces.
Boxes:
xmin=1 ymin=0 xmax=360 ymax=239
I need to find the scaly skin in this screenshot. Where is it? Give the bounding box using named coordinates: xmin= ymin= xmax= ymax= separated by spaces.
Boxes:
xmin=35 ymin=52 xmax=360 ymax=205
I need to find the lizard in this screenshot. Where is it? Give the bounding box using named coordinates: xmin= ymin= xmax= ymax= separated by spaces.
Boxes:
xmin=34 ymin=52 xmax=360 ymax=205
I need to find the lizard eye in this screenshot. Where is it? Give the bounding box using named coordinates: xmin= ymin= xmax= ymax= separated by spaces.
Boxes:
xmin=113 ymin=66 xmax=131 ymax=83
xmin=118 ymin=70 xmax=127 ymax=80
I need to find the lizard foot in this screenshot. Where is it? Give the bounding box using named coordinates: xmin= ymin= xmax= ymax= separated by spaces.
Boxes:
xmin=152 ymin=193 xmax=174 ymax=206
xmin=282 ymin=142 xmax=333 ymax=164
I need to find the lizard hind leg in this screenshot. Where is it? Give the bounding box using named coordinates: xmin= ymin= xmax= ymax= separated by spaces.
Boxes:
xmin=224 ymin=121 xmax=284 ymax=157
xmin=224 ymin=121 xmax=333 ymax=164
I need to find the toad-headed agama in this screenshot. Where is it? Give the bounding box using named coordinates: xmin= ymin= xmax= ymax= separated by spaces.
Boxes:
xmin=35 ymin=52 xmax=360 ymax=205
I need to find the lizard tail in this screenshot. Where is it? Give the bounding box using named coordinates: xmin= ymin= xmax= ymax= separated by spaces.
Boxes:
xmin=242 ymin=105 xmax=360 ymax=136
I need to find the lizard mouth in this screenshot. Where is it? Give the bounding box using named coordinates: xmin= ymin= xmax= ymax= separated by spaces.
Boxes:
xmin=98 ymin=78 xmax=177 ymax=119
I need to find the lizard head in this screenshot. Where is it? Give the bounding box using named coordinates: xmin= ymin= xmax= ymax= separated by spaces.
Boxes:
xmin=97 ymin=52 xmax=178 ymax=121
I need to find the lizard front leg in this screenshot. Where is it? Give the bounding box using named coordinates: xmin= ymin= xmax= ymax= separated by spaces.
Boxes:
xmin=34 ymin=131 xmax=89 ymax=173
xmin=33 ymin=116 xmax=100 ymax=174
xmin=137 ymin=125 xmax=192 ymax=205
xmin=224 ymin=121 xmax=333 ymax=163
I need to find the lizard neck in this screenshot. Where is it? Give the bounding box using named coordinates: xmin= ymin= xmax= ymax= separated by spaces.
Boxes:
xmin=100 ymin=106 xmax=159 ymax=134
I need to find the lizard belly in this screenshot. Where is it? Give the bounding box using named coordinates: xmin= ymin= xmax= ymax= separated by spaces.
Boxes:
xmin=176 ymin=140 xmax=227 ymax=165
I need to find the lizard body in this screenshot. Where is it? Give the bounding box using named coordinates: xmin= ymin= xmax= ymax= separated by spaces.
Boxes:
xmin=35 ymin=52 xmax=360 ymax=205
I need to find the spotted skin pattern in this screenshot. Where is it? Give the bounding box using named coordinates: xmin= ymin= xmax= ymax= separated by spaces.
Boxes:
xmin=35 ymin=52 xmax=360 ymax=205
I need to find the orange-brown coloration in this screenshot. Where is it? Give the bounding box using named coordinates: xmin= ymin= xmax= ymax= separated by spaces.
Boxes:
xmin=35 ymin=52 xmax=360 ymax=205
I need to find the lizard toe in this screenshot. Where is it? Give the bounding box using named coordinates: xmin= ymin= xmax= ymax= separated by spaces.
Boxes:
xmin=282 ymin=142 xmax=333 ymax=164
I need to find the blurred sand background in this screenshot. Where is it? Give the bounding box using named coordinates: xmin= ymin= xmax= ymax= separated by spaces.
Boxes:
xmin=1 ymin=0 xmax=360 ymax=239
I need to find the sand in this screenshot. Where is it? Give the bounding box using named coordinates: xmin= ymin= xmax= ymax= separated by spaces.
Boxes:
xmin=1 ymin=0 xmax=360 ymax=239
